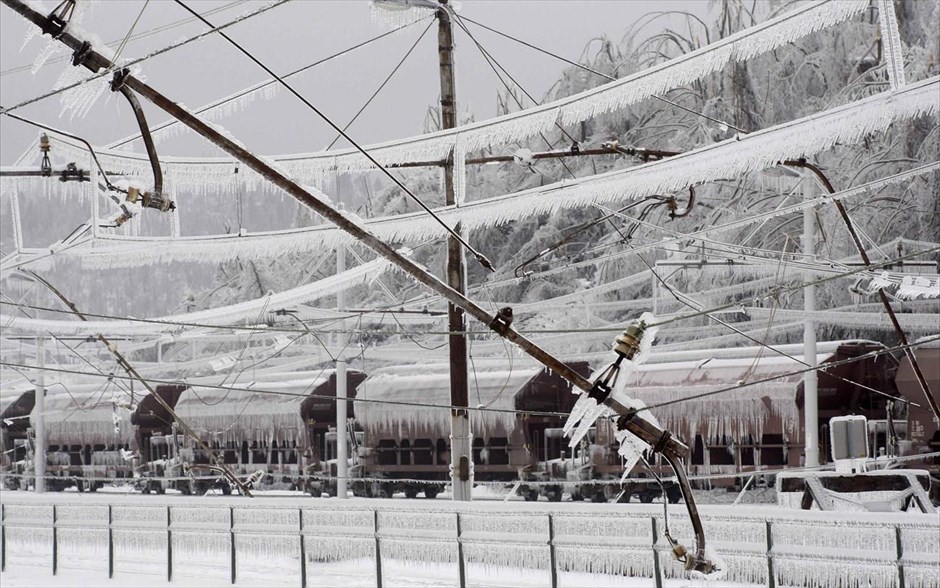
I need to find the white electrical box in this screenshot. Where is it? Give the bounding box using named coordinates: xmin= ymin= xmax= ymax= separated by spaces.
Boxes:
xmin=830 ymin=415 xmax=869 ymax=461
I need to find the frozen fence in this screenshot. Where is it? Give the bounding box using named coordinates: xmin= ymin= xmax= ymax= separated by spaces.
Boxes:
xmin=1 ymin=495 xmax=937 ymax=588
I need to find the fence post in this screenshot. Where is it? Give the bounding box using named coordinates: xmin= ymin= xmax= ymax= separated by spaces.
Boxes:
xmin=456 ymin=511 xmax=466 ymax=588
xmin=766 ymin=520 xmax=774 ymax=588
xmin=548 ymin=514 xmax=558 ymax=588
xmin=299 ymin=508 xmax=307 ymax=588
xmin=374 ymin=509 xmax=382 ymax=588
xmin=230 ymin=506 xmax=236 ymax=585
xmin=651 ymin=516 xmax=663 ymax=588
xmin=895 ymin=525 xmax=905 ymax=588
xmin=51 ymin=504 xmax=57 ymax=575
xmin=108 ymin=505 xmax=114 ymax=579
xmin=167 ymin=505 xmax=172 ymax=583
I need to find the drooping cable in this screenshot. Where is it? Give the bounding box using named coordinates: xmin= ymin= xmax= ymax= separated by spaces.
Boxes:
xmin=172 ymin=0 xmax=495 ymax=271
xmin=109 ymin=16 xmax=431 ymax=149
xmin=0 ymin=0 xmax=251 ymax=78
xmin=0 ymin=0 xmax=293 ymax=116
xmin=458 ymin=14 xmax=746 ymax=134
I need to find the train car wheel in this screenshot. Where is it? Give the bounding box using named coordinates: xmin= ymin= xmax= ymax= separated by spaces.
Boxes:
xmin=546 ymin=488 xmax=562 ymax=502
xmin=142 ymin=485 xmax=151 ymax=495
xmin=424 ymin=487 xmax=441 ymax=499
xmin=590 ymin=491 xmax=607 ymax=503
xmin=639 ymin=491 xmax=655 ymax=503
xmin=523 ymin=488 xmax=539 ymax=502
xmin=404 ymin=487 xmax=419 ymax=499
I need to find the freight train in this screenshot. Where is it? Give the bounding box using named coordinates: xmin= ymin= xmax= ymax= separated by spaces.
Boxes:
xmin=2 ymin=339 xmax=937 ymax=502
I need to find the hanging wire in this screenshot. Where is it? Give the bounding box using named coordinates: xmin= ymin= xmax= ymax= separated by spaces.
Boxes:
xmin=450 ymin=13 xmax=578 ymax=180
xmin=171 ymin=0 xmax=495 ymax=271
xmin=0 ymin=0 xmax=251 ymax=78
xmin=456 ymin=14 xmax=746 ymax=134
xmin=0 ymin=0 xmax=293 ymax=116
xmin=326 ymin=20 xmax=435 ymax=150
xmin=109 ymin=16 xmax=432 ymax=149
xmin=111 ymin=0 xmax=151 ymax=66
xmin=2 ymin=336 xmax=935 ymax=420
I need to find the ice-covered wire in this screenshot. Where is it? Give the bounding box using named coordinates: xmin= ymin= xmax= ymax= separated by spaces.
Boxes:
xmin=456 ymin=13 xmax=746 ymax=134
xmin=326 ymin=20 xmax=434 ymax=150
xmin=0 ymin=0 xmax=293 ymax=116
xmin=451 ymin=13 xmax=578 ymax=180
xmin=634 ymin=247 xmax=915 ymax=407
xmin=172 ymin=0 xmax=495 ymax=271
xmin=3 ymin=336 xmax=936 ymax=422
xmin=108 ymin=15 xmax=431 ymax=149
xmin=0 ymin=0 xmax=251 ymax=78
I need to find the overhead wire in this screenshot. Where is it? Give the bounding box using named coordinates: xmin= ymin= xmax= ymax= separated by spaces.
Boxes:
xmin=0 ymin=0 xmax=294 ymax=116
xmin=0 ymin=0 xmax=251 ymax=78
xmin=450 ymin=12 xmax=578 ymax=180
xmin=111 ymin=0 xmax=151 ymax=66
xmin=3 ymin=335 xmax=935 ymax=423
xmin=109 ymin=16 xmax=432 ymax=149
xmin=171 ymin=0 xmax=495 ymax=271
xmin=2 ymin=243 xmax=936 ymax=337
xmin=326 ymin=19 xmax=434 ymax=150
xmin=456 ymin=14 xmax=745 ymax=134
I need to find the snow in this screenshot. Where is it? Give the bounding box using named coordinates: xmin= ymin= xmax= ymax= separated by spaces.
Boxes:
xmin=1 ymin=491 xmax=936 ymax=588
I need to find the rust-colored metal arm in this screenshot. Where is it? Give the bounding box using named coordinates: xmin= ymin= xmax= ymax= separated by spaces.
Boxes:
xmin=782 ymin=159 xmax=939 ymax=423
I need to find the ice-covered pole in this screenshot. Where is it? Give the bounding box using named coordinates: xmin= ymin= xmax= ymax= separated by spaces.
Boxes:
xmin=802 ymin=171 xmax=819 ymax=467
xmin=436 ymin=0 xmax=473 ymax=503
xmin=336 ymin=245 xmax=348 ymax=499
xmin=33 ymin=336 xmax=45 ymax=493
xmin=1 ymin=1 xmax=709 ymax=568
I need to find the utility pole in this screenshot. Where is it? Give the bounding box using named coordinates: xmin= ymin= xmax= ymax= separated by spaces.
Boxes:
xmin=437 ymin=0 xmax=472 ymax=502
xmin=34 ymin=337 xmax=46 ymax=493
xmin=336 ymin=244 xmax=348 ymax=499
xmin=802 ymin=171 xmax=819 ymax=467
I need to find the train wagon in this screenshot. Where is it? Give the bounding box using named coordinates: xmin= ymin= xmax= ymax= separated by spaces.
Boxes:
xmin=558 ymin=340 xmax=903 ymax=502
xmin=352 ymin=361 xmax=590 ymax=499
xmin=168 ymin=369 xmax=365 ymax=494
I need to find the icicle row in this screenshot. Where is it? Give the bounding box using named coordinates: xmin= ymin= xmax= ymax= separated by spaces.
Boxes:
xmin=58 ymin=0 xmax=866 ymax=184
xmin=53 ymin=85 xmax=939 ymax=269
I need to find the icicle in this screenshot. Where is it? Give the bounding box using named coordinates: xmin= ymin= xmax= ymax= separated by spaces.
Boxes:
xmin=369 ymin=0 xmax=435 ymax=30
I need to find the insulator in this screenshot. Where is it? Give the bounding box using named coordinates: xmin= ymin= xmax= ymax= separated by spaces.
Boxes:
xmin=613 ymin=322 xmax=645 ymax=360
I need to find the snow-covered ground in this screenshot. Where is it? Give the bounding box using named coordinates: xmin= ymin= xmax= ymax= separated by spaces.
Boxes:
xmin=1 ymin=489 xmax=937 ymax=588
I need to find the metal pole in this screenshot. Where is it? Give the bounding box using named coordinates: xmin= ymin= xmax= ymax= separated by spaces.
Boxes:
xmin=547 ymin=514 xmax=558 ymax=588
xmin=34 ymin=337 xmax=46 ymax=493
xmin=438 ymin=0 xmax=472 ymax=503
xmin=336 ymin=245 xmax=348 ymax=500
xmin=802 ymin=172 xmax=819 ymax=467
xmin=765 ymin=520 xmax=775 ymax=588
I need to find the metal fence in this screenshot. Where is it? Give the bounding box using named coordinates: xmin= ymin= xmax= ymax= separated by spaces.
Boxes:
xmin=1 ymin=496 xmax=937 ymax=588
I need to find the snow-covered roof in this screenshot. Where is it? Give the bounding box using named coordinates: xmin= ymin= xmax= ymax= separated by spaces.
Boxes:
xmin=622 ymin=353 xmax=831 ymax=441
xmin=355 ymin=365 xmax=542 ymax=437
xmin=35 ymin=384 xmax=135 ymax=447
xmin=174 ymin=375 xmax=329 ymax=446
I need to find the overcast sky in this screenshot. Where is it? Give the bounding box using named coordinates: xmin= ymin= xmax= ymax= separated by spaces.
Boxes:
xmin=0 ymin=0 xmax=707 ymax=165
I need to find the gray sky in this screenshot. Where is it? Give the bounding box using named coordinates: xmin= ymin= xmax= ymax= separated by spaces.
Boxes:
xmin=0 ymin=0 xmax=707 ymax=165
